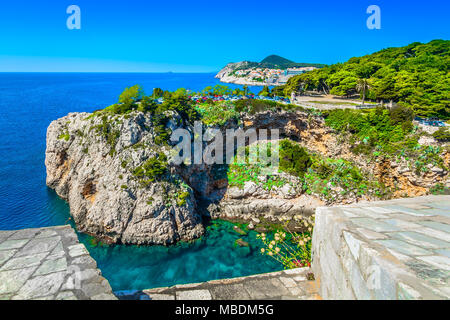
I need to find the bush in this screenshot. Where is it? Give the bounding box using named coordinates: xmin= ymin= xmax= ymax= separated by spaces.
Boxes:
xmin=433 ymin=127 xmax=450 ymax=142
xmin=279 ymin=140 xmax=312 ymax=177
xmin=132 ymin=154 xmax=168 ymax=184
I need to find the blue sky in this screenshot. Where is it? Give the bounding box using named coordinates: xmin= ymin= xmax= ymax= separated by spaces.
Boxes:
xmin=0 ymin=0 xmax=448 ymax=72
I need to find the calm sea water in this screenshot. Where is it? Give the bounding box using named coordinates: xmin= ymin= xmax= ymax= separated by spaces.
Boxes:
xmin=0 ymin=73 xmax=278 ymax=290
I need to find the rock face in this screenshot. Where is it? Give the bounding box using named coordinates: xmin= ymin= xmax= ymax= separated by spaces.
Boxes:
xmin=45 ymin=111 xmax=204 ymax=245
xmin=46 ymin=107 xmax=449 ymax=245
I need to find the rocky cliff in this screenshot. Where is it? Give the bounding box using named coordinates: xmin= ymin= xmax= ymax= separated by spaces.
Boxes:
xmin=45 ymin=111 xmax=204 ymax=245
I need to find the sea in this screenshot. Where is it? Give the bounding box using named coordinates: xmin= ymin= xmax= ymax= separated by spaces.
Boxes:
xmin=0 ymin=73 xmax=280 ymax=290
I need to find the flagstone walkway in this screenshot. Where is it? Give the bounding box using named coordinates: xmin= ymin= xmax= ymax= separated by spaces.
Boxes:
xmin=0 ymin=225 xmax=116 ymax=300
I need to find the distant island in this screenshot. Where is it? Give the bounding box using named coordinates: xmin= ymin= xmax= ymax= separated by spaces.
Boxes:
xmin=215 ymin=55 xmax=326 ymax=86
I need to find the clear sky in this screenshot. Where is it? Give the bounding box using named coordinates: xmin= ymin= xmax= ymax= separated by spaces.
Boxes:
xmin=0 ymin=0 xmax=448 ymax=72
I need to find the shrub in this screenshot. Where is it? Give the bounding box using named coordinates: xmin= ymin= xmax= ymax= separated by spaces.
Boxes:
xmin=132 ymin=154 xmax=168 ymax=184
xmin=433 ymin=127 xmax=450 ymax=142
xmin=279 ymin=140 xmax=312 ymax=178
xmin=257 ymin=215 xmax=314 ymax=269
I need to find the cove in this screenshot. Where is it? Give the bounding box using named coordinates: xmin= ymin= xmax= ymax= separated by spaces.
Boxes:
xmin=77 ymin=220 xmax=282 ymax=291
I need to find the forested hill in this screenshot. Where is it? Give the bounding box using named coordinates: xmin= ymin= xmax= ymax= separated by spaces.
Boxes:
xmin=259 ymin=55 xmax=326 ymax=69
xmin=279 ymin=40 xmax=450 ymax=119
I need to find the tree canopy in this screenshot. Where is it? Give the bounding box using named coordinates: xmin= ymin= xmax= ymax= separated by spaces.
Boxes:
xmin=281 ymin=40 xmax=450 ymax=119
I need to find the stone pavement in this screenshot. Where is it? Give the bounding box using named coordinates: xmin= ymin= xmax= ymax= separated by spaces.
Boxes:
xmin=115 ymin=268 xmax=320 ymax=300
xmin=0 ymin=225 xmax=117 ymax=300
xmin=312 ymin=195 xmax=450 ymax=300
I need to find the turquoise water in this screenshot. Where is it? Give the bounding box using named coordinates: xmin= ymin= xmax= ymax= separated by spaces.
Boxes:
xmin=0 ymin=73 xmax=278 ymax=290
xmin=77 ymin=220 xmax=281 ymax=291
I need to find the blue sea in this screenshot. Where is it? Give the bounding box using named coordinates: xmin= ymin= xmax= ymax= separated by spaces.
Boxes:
xmin=0 ymin=73 xmax=279 ymax=290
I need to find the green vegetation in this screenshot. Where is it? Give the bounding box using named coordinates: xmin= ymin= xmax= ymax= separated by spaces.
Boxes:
xmin=304 ymin=157 xmax=385 ymax=199
xmin=227 ymin=143 xmax=287 ymax=191
xmin=430 ymin=183 xmax=450 ymax=195
xmin=195 ymin=101 xmax=239 ymax=126
xmin=257 ymin=215 xmax=314 ymax=269
xmin=259 ymin=55 xmax=326 ymax=70
xmin=281 ymin=40 xmax=450 ymax=119
xmin=132 ymin=153 xmax=168 ymax=187
xmin=258 ymin=86 xmax=272 ymax=97
xmin=176 ymin=191 xmax=191 ymax=207
xmin=324 ymin=105 xmax=414 ymax=154
xmin=433 ymin=127 xmax=450 ymax=142
xmin=323 ymin=106 xmax=447 ymax=175
xmin=279 ymin=140 xmax=312 ymax=178
xmin=58 ymin=132 xmax=70 ymax=141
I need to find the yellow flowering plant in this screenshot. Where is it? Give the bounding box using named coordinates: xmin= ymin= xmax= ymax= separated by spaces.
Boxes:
xmin=257 ymin=215 xmax=314 ymax=269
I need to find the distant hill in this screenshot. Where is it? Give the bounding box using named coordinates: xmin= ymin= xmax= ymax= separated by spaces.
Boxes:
xmin=280 ymin=40 xmax=450 ymax=119
xmin=259 ymin=55 xmax=325 ymax=69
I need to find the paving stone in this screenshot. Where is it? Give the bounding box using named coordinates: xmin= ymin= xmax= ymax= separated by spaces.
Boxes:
xmin=397 ymin=283 xmax=422 ymax=300
xmin=29 ymin=295 xmax=55 ymax=300
xmin=279 ymin=277 xmax=298 ymax=288
xmin=417 ymin=256 xmax=450 ymax=271
xmin=343 ymin=231 xmax=363 ymax=261
xmin=365 ymin=207 xmax=397 ymax=214
xmin=375 ymin=239 xmax=431 ymax=256
xmin=7 ymin=229 xmax=39 ymax=240
xmin=0 ymin=267 xmax=37 ymax=294
xmin=210 ymin=283 xmax=251 ymax=300
xmin=411 ymin=227 xmax=450 ymax=243
xmin=404 ymin=259 xmax=448 ymax=284
xmin=0 ymin=226 xmax=115 ymax=300
xmin=34 ymin=257 xmax=68 ymax=276
xmin=35 ymin=229 xmax=59 ymax=239
xmin=176 ymin=290 xmax=212 ymax=300
xmin=0 ymin=239 xmax=29 ymax=251
xmin=351 ymin=218 xmax=400 ymax=233
xmin=420 ymin=208 xmax=450 ymax=216
xmin=15 ymin=237 xmax=61 ymax=257
xmin=56 ymin=291 xmax=78 ymax=300
xmin=283 ymin=268 xmax=307 ymax=275
xmin=434 ymin=249 xmax=450 ymax=258
xmin=0 ymin=252 xmax=48 ymax=271
xmin=91 ymin=293 xmax=117 ymax=300
xmin=13 ymin=271 xmax=66 ymax=299
xmin=383 ymin=219 xmax=421 ymax=229
xmin=81 ymin=280 xmax=112 ymax=297
xmin=0 ymin=231 xmax=16 ymax=243
xmin=356 ymin=228 xmax=388 ymax=240
xmin=147 ymin=294 xmax=175 ymax=300
xmin=68 ymin=244 xmax=89 ymax=258
xmin=418 ymin=221 xmax=450 ymax=233
xmin=71 ymin=255 xmax=97 ymax=269
xmin=0 ymin=249 xmax=17 ymax=267
xmin=46 ymin=242 xmax=65 ymax=259
xmin=293 ymin=275 xmax=307 ymax=282
xmin=391 ymin=231 xmax=450 ymax=250
xmin=383 ymin=205 xmax=435 ymax=217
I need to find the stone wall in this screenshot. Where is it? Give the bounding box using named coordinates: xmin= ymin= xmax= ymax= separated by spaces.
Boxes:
xmin=311 ymin=196 xmax=450 ymax=300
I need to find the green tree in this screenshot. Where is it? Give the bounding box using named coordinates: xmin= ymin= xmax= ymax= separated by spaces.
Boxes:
xmin=119 ymin=85 xmax=144 ymax=108
xmin=259 ymin=86 xmax=271 ymax=97
xmin=151 ymin=88 xmax=164 ymax=98
xmin=356 ymin=78 xmax=372 ymax=105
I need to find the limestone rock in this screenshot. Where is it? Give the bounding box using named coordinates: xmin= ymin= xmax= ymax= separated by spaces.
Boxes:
xmin=45 ymin=111 xmax=204 ymax=245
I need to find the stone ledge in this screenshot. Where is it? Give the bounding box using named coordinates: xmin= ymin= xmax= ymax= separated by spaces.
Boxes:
xmin=115 ymin=267 xmax=320 ymax=300
xmin=0 ymin=225 xmax=117 ymax=300
xmin=312 ymin=195 xmax=450 ymax=300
